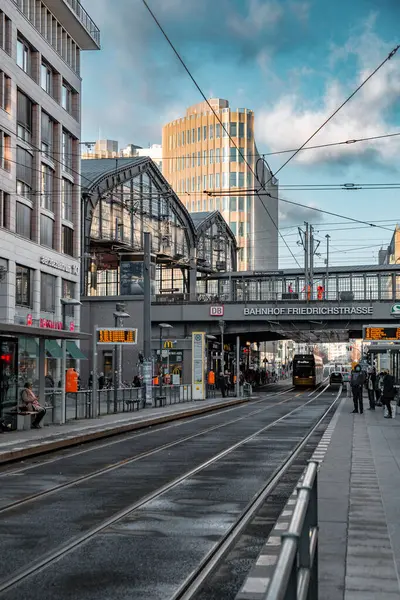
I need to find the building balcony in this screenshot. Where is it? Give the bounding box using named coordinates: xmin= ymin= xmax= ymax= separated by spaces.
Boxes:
xmin=44 ymin=0 xmax=100 ymax=50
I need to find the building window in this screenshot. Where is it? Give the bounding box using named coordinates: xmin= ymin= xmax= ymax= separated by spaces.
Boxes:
xmin=203 ymin=150 xmax=207 ymax=166
xmin=197 ymin=127 xmax=200 ymax=142
xmin=230 ymin=122 xmax=237 ymax=137
xmin=0 ymin=71 xmax=11 ymax=113
xmin=229 ymin=172 xmax=237 ymax=187
xmin=247 ymin=125 xmax=252 ymax=140
xmin=197 ymin=176 xmax=200 ymax=192
xmin=41 ymin=272 xmax=56 ymax=312
xmin=209 ymin=124 xmax=214 ymax=139
xmin=192 ymin=152 xmax=195 ymax=167
xmin=230 ymin=147 xmax=237 ymax=162
xmin=62 ymin=81 xmax=72 ymax=113
xmin=247 ymin=172 xmax=252 ymax=187
xmin=238 ymin=172 xmax=245 ymax=188
xmin=41 ymin=112 xmax=53 ymax=159
xmin=239 ymin=123 xmax=245 ymax=138
xmin=17 ymin=37 xmax=31 ymax=74
xmin=0 ymin=12 xmax=12 ymax=54
xmin=40 ymin=214 xmax=54 ymax=248
xmin=182 ymin=131 xmax=185 ymax=145
xmin=209 ymin=174 xmax=214 ymax=189
xmin=203 ymin=125 xmax=207 ymax=140
xmin=40 ymin=62 xmax=52 ymax=94
xmin=62 ymin=179 xmax=73 ymax=221
xmin=209 ymin=198 xmax=214 ymax=211
xmin=223 ymin=147 xmax=229 ymax=163
xmin=17 ymin=91 xmax=33 ymax=142
xmin=209 ymin=149 xmax=214 ymax=164
xmin=222 ymin=173 xmax=229 ymax=189
xmin=16 ymin=202 xmax=32 ymax=239
xmin=186 ymin=178 xmax=189 ymax=192
xmin=0 ymin=130 xmax=10 ymax=171
xmin=191 ymin=128 xmax=195 ymax=143
xmin=230 ymin=197 xmax=237 ymax=211
xmin=41 ymin=164 xmax=53 ymax=210
xmin=62 ymin=225 xmax=73 ymax=256
xmin=203 ymin=175 xmax=207 ymax=190
xmin=62 ymin=130 xmax=73 ymax=174
xmin=216 ymin=173 xmax=220 ymax=189
xmin=197 ymin=151 xmax=201 ymax=166
xmin=62 ymin=279 xmax=75 ymax=299
xmin=216 ymin=123 xmax=221 ymax=138
xmin=239 ymin=196 xmax=245 ymax=211
xmin=239 ymin=222 xmax=244 ymax=236
xmin=230 ymin=221 xmax=237 ymax=235
xmin=15 ymin=265 xmax=31 ymax=307
xmin=16 ymin=146 xmax=33 ymax=195
xmin=216 ymin=148 xmax=220 ymax=163
xmin=0 ymin=190 xmax=10 ymax=229
xmin=191 ymin=177 xmax=195 ymax=192
xmin=239 ymin=147 xmax=245 ymax=163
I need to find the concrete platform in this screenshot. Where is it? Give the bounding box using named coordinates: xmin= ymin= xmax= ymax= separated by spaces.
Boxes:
xmin=319 ymin=398 xmax=400 ymax=600
xmin=0 ymin=395 xmax=254 ymax=465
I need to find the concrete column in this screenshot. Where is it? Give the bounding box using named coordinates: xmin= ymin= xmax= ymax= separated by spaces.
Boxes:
xmin=55 ymin=276 xmax=62 ymax=322
xmin=0 ymin=259 xmax=15 ymax=323
xmin=32 ymin=268 xmax=40 ymax=321
xmin=38 ymin=337 xmax=46 ymax=403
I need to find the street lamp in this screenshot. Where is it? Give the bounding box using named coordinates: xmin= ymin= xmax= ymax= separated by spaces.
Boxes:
xmin=158 ymin=323 xmax=172 ymax=397
xmin=60 ymin=298 xmax=81 ymax=425
xmin=246 ymin=340 xmax=251 ymax=372
xmin=112 ymin=304 xmax=130 ymax=413
xmin=219 ymin=319 xmax=225 ymax=374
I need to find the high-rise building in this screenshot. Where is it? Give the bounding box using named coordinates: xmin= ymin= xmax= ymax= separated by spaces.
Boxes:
xmin=0 ymin=0 xmax=100 ymax=395
xmin=162 ymin=98 xmax=279 ymax=271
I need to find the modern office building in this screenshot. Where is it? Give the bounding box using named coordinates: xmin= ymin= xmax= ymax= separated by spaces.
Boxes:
xmin=162 ymin=98 xmax=279 ymax=271
xmin=379 ymin=224 xmax=400 ymax=265
xmin=137 ymin=144 xmax=162 ymax=171
xmin=0 ymin=0 xmax=100 ymax=420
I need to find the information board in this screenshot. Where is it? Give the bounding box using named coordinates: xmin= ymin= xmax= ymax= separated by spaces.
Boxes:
xmin=97 ymin=328 xmax=138 ymax=345
xmin=363 ymin=326 xmax=400 ymax=341
xmin=192 ymin=332 xmax=205 ymax=400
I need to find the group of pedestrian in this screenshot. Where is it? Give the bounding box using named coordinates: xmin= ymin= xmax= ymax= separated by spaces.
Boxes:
xmin=351 ymin=365 xmax=396 ymax=419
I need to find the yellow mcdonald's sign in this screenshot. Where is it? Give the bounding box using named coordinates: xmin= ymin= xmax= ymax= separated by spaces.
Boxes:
xmin=164 ymin=340 xmax=174 ymax=349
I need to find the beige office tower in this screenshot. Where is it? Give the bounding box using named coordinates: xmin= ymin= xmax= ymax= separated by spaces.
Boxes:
xmin=162 ymin=99 xmax=278 ymax=271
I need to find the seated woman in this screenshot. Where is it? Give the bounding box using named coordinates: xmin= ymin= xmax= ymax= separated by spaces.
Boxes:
xmin=20 ymin=382 xmax=46 ymax=429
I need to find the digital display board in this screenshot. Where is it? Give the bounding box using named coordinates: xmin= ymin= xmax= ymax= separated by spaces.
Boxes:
xmin=363 ymin=326 xmax=400 ymax=341
xmin=97 ymin=328 xmax=137 ymax=345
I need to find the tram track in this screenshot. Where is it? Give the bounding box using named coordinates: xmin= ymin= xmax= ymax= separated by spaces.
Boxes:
xmin=0 ymin=384 xmax=336 ymax=598
xmin=0 ymin=386 xmax=301 ymax=512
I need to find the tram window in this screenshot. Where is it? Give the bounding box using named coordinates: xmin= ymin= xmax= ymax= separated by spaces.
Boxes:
xmin=296 ymin=366 xmax=313 ymax=378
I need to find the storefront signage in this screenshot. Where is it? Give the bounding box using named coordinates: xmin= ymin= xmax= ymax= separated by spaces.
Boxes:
xmin=40 ymin=256 xmax=79 ymax=276
xmin=26 ymin=314 xmax=75 ymax=331
xmin=243 ymin=306 xmax=374 ymax=316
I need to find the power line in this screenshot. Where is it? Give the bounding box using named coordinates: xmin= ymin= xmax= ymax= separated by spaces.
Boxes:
xmin=141 ymin=0 xmax=302 ymax=268
xmin=260 ymin=44 xmax=400 ymax=187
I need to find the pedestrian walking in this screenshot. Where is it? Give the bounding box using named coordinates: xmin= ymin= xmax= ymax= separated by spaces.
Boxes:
xmin=382 ymin=370 xmax=396 ymax=419
xmin=367 ymin=368 xmax=376 ymax=410
xmin=350 ymin=365 xmax=366 ymax=414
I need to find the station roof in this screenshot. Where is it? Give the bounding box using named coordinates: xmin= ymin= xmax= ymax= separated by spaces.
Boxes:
xmin=81 ymin=157 xmax=147 ymax=192
xmin=189 ymin=211 xmax=238 ymax=249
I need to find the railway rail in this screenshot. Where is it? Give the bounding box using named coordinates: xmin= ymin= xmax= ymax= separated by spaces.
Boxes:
xmin=0 ymin=383 xmax=340 ymax=600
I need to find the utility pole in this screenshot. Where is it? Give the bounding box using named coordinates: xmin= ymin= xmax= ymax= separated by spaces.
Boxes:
xmin=309 ymin=225 xmax=314 ymax=300
xmin=325 ymin=234 xmax=330 ymax=299
xmin=304 ymin=222 xmax=309 ymax=301
xmin=143 ymin=231 xmax=152 ymax=405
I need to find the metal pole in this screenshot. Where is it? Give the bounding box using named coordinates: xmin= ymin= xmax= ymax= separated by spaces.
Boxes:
xmin=159 ymin=327 xmax=163 ymax=397
xmin=143 ymin=231 xmax=152 ymax=404
xmin=92 ymin=323 xmax=98 ymax=418
xmin=60 ymin=304 xmax=66 ymax=425
xmin=219 ymin=319 xmax=225 ymax=375
xmin=325 ymin=234 xmax=330 ymax=299
xmin=113 ymin=312 xmax=118 ymax=413
xmin=310 ymin=225 xmax=314 ymax=300
xmin=236 ymin=335 xmax=240 ymax=398
xmin=304 ymin=222 xmax=309 ymax=302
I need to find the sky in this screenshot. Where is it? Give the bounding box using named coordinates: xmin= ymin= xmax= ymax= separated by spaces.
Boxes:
xmin=80 ymin=0 xmax=400 ymax=269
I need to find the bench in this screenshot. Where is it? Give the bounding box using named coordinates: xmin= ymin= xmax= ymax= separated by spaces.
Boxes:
xmin=154 ymin=395 xmax=167 ymax=408
xmin=7 ymin=411 xmax=36 ymax=431
xmin=125 ymin=399 xmax=141 ymax=411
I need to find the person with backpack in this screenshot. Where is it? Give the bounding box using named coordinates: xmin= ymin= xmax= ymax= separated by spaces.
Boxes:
xmin=350 ymin=364 xmax=366 ymax=414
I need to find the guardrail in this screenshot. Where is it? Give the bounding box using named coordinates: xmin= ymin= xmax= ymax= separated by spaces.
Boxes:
xmin=264 ymin=461 xmax=318 ymax=600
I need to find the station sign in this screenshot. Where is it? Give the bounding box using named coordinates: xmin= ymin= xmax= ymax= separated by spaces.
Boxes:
xmin=243 ymin=305 xmax=374 ymax=316
xmin=210 ymin=305 xmax=224 ymax=317
xmin=97 ymin=328 xmax=138 ymax=345
xmin=363 ymin=325 xmax=400 ymax=341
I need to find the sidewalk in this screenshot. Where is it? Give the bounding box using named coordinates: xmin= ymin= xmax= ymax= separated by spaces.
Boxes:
xmin=0 ymin=395 xmax=253 ymax=465
xmin=319 ymin=399 xmax=400 ymax=600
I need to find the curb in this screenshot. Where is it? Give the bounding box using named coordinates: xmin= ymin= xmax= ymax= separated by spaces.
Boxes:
xmin=0 ymin=396 xmax=252 ymax=465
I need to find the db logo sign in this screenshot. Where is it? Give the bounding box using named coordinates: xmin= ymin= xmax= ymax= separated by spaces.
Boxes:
xmin=210 ymin=305 xmax=224 ymax=317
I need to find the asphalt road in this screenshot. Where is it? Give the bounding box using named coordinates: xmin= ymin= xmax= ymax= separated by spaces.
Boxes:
xmin=0 ymin=384 xmax=339 ymax=600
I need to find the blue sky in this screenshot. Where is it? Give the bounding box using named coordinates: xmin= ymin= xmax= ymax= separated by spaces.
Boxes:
xmin=81 ymin=0 xmax=400 ymax=268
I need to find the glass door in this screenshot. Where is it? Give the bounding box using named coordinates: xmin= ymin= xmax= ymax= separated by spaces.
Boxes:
xmin=0 ymin=338 xmax=18 ymax=418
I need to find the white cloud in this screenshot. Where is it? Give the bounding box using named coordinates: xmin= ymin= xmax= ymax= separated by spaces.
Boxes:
xmin=228 ymin=0 xmax=283 ymax=37
xmin=257 ymin=22 xmax=400 ymax=166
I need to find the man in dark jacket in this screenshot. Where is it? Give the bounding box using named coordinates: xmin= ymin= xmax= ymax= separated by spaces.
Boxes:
xmin=382 ymin=370 xmax=396 ymax=419
xmin=351 ymin=365 xmax=366 ymax=414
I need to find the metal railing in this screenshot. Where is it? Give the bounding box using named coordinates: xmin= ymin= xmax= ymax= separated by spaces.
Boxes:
xmin=65 ymin=0 xmax=101 ymax=45
xmin=264 ymin=461 xmax=318 ymax=600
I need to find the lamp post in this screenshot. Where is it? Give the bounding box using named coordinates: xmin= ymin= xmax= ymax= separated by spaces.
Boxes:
xmin=60 ymin=298 xmax=81 ymax=425
xmin=158 ymin=323 xmax=172 ymax=397
xmin=219 ymin=319 xmax=225 ymax=374
xmin=246 ymin=340 xmax=251 ymax=371
xmin=112 ymin=303 xmax=130 ymax=413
